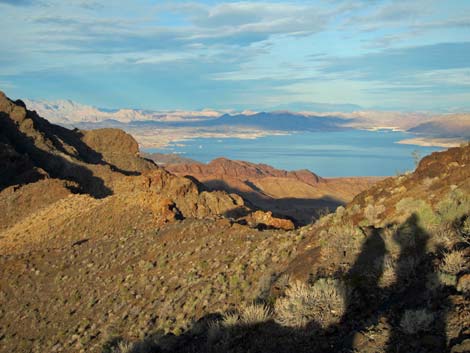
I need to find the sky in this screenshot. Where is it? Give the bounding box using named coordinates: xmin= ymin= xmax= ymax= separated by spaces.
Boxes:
xmin=1 ymin=0 xmax=470 ymax=111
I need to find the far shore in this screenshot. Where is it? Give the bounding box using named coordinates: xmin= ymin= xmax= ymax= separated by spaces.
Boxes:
xmin=397 ymin=137 xmax=466 ymax=148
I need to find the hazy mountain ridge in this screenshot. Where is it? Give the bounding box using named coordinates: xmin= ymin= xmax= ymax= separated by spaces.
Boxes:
xmin=24 ymin=98 xmax=470 ymax=148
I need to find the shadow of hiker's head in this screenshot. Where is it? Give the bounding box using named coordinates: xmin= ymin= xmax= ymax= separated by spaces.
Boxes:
xmin=349 ymin=227 xmax=386 ymax=288
xmin=393 ymin=213 xmax=430 ymax=256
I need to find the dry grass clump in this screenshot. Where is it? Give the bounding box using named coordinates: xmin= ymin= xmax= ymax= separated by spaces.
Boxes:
xmin=110 ymin=340 xmax=156 ymax=353
xmin=440 ymin=250 xmax=467 ymax=275
xmin=434 ymin=223 xmax=461 ymax=250
xmin=207 ymin=320 xmax=223 ymax=345
xmin=222 ymin=312 xmax=240 ymax=327
xmin=240 ymin=303 xmax=272 ymax=325
xmin=112 ymin=341 xmax=134 ymax=353
xmin=274 ymin=278 xmax=347 ymax=328
xmin=400 ymin=309 xmax=434 ymax=335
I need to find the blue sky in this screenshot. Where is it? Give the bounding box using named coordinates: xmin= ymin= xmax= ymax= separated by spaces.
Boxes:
xmin=1 ymin=0 xmax=469 ymax=111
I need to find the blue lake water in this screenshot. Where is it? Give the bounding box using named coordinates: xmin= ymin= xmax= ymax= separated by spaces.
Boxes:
xmin=146 ymin=130 xmax=442 ymax=177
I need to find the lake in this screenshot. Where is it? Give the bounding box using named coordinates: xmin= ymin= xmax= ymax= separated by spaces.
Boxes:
xmin=146 ymin=130 xmax=442 ymax=177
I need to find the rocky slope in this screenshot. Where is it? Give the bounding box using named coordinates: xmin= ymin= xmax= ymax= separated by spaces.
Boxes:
xmin=1 ymin=91 xmax=469 ymax=353
xmin=166 ymin=158 xmax=381 ymax=225
xmin=0 ymin=91 xmax=294 ymax=234
xmin=106 ymin=144 xmax=469 ymax=353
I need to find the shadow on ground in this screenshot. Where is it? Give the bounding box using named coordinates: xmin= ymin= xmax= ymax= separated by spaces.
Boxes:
xmin=203 ymin=178 xmax=343 ymax=226
xmin=104 ymin=213 xmax=466 ymax=353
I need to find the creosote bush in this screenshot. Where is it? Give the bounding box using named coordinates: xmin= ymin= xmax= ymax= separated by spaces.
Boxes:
xmin=274 ymin=278 xmax=347 ymax=328
xmin=400 ymin=309 xmax=434 ymax=335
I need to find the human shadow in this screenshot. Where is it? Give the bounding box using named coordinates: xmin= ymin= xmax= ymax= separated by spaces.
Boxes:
xmin=330 ymin=226 xmax=386 ymax=352
xmin=102 ymin=214 xmax=453 ymax=353
xmin=385 ymin=214 xmax=449 ymax=353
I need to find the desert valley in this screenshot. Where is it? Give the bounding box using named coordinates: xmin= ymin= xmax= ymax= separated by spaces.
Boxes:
xmin=2 ymin=0 xmax=470 ymax=352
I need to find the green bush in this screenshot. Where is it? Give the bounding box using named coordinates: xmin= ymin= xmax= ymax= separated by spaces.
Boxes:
xmin=436 ymin=188 xmax=470 ymax=223
xmin=396 ymin=198 xmax=439 ymax=229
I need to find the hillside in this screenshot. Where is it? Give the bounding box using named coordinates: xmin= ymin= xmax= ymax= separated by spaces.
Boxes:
xmin=0 ymin=91 xmax=469 ymax=353
xmin=104 ymin=145 xmax=469 ymax=353
xmin=166 ymin=158 xmax=381 ymax=225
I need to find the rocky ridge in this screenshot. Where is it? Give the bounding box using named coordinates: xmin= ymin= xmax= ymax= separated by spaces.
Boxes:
xmin=166 ymin=158 xmax=381 ymax=225
xmin=0 ymin=91 xmax=293 ymax=235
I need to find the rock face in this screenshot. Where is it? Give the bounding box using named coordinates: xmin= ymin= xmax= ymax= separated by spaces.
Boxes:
xmin=0 ymin=91 xmax=293 ymax=239
xmin=81 ymin=128 xmax=156 ymax=173
xmin=167 ymin=157 xmax=323 ymax=185
xmin=166 ymin=158 xmax=381 ymax=225
xmin=242 ymin=210 xmax=295 ymax=230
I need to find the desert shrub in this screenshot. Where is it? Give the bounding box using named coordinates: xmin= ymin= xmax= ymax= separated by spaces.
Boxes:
xmin=327 ymin=223 xmax=363 ymax=238
xmin=274 ymin=278 xmax=347 ymax=328
xmin=274 ymin=273 xmax=291 ymax=291
xmin=364 ymin=204 xmax=385 ymax=225
xmin=335 ymin=205 xmax=346 ymax=218
xmin=222 ymin=312 xmax=240 ymax=327
xmin=109 ymin=340 xmax=157 ymax=353
xmin=382 ymin=224 xmax=400 ymax=257
xmin=378 ymin=257 xmax=397 ymax=287
xmin=396 ymin=198 xmax=439 ymax=229
xmin=438 ymin=271 xmax=457 ymax=287
xmin=440 ymin=250 xmax=467 ymax=275
xmin=400 ymin=309 xmax=434 ymax=335
xmin=377 ymin=255 xmax=420 ymax=288
xmin=436 ymin=188 xmax=470 ymax=223
xmin=434 ymin=223 xmax=460 ymax=250
xmin=112 ymin=341 xmax=134 ymax=353
xmin=240 ymin=303 xmax=272 ymax=325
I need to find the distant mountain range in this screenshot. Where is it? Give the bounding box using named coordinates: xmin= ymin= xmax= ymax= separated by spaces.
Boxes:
xmin=23 ymin=98 xmax=470 ymax=148
xmin=23 ymin=99 xmax=222 ymax=124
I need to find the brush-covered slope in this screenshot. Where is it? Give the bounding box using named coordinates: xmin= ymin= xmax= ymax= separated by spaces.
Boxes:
xmin=0 ymin=92 xmax=303 ymax=353
xmin=106 ymin=144 xmax=470 ymax=353
xmin=1 ymin=91 xmax=469 ymax=353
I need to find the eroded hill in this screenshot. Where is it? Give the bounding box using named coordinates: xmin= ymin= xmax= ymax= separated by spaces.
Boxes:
xmin=166 ymin=158 xmax=381 ymax=225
